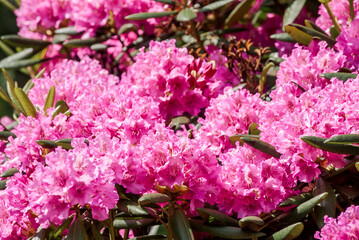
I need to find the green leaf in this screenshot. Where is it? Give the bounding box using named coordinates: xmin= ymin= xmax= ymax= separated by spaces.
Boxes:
xmin=0 ymin=47 xmax=44 ymax=65
xmin=138 ymin=193 xmax=171 ymax=206
xmin=238 ymin=216 xmax=264 ymax=232
xmin=14 ymin=87 xmax=37 ymax=117
xmin=0 ymin=40 xmax=14 ymax=56
xmin=90 ymin=43 xmax=109 ymax=51
xmin=329 ymin=25 xmax=340 ymax=39
xmin=288 ymin=23 xmax=336 ymax=47
xmin=125 ymin=11 xmax=177 ymax=20
xmin=240 ymin=137 xmax=282 ymax=158
xmin=269 ymin=222 xmax=304 ymax=240
xmin=198 ymin=0 xmax=234 ymax=12
xmin=301 ymin=136 xmax=359 ymax=155
xmin=56 ymin=138 xmax=73 ymax=150
xmin=304 ymin=20 xmax=328 ymax=35
xmin=248 ymin=123 xmax=261 ymax=135
xmin=0 ymin=58 xmax=47 ymax=70
xmin=225 ymin=0 xmax=256 ymax=27
xmin=36 ymin=140 xmax=58 ymax=148
xmin=0 ymin=130 xmax=16 ymax=140
xmin=64 ymin=219 xmax=87 ymax=240
xmin=63 ymin=36 xmax=108 ymax=48
xmin=91 ymin=222 xmax=105 ymax=240
xmin=270 ymin=33 xmax=297 ymax=43
xmin=0 ymin=35 xmax=50 ymax=48
xmin=274 ymin=192 xmax=328 ymax=226
xmin=196 ymin=208 xmax=238 ymax=227
xmin=128 ymin=235 xmax=166 ymax=240
xmin=284 ymin=25 xmax=313 ymax=46
xmin=189 ymin=219 xmax=266 ymax=239
xmin=355 ymin=162 xmax=359 ymax=172
xmin=113 ymin=217 xmax=155 ymax=229
xmin=54 ymin=214 xmax=75 ymax=238
xmin=320 ymin=72 xmax=357 ymax=81
xmin=0 ymin=179 xmax=7 ymax=190
xmin=55 ymin=26 xmax=82 ymax=35
xmin=176 ymin=8 xmax=197 ymax=22
xmin=118 ymin=23 xmax=138 ymax=35
xmin=22 ymin=79 xmax=35 ymax=94
xmin=349 ymin=0 xmax=355 ymax=20
xmin=118 ymin=200 xmax=149 ymax=216
xmin=312 ymin=177 xmax=336 ymax=229
xmin=283 ymin=0 xmax=306 ymax=31
xmin=52 ymin=34 xmax=71 ymax=44
xmin=2 ymin=68 xmax=24 ymax=113
xmin=325 ymin=134 xmax=359 ymax=144
xmin=154 ymin=0 xmax=175 ymax=4
xmin=168 ymin=205 xmax=194 ymax=240
xmin=278 ymin=192 xmax=312 ymax=207
xmin=44 ymin=86 xmax=55 ymax=114
xmin=52 ymin=100 xmax=70 ymax=119
xmin=0 ymin=168 xmax=18 ymax=178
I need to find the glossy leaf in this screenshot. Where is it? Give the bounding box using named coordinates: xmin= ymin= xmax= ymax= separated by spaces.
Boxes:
xmin=0 ymin=168 xmax=19 ymax=178
xmin=52 ymin=100 xmax=70 ymax=119
xmin=325 ymin=134 xmax=359 ymax=144
xmin=125 ymin=11 xmax=177 ymax=20
xmin=64 ymin=219 xmax=87 ymax=240
xmin=196 ymin=208 xmax=238 ymax=227
xmin=0 ymin=47 xmax=43 ymax=65
xmin=113 ymin=217 xmax=155 ymax=229
xmin=304 ymin=20 xmax=328 ymax=35
xmin=270 ymin=33 xmax=297 ymax=43
xmin=54 ymin=214 xmax=75 ymax=238
xmin=168 ymin=205 xmax=194 ymax=240
xmin=0 ymin=131 xmax=16 ymax=140
xmin=0 ymin=179 xmax=7 ymax=190
xmin=118 ymin=200 xmax=149 ymax=216
xmin=225 ymin=0 xmax=255 ymax=27
xmin=176 ymin=8 xmax=197 ymax=22
xmin=238 ymin=216 xmax=264 ymax=232
xmin=0 ymin=35 xmax=50 ymax=48
xmin=189 ymin=219 xmax=266 ymax=239
xmin=278 ymin=192 xmax=312 ymax=207
xmin=269 ymin=222 xmax=304 ymax=240
xmin=14 ymin=87 xmax=37 ymax=117
xmin=284 ymin=25 xmax=312 ymax=46
xmin=56 ymin=138 xmax=73 ymax=150
xmin=312 ymin=177 xmax=336 ymax=229
xmin=320 ymin=72 xmax=357 ymax=81
xmin=44 ymin=86 xmax=55 ymax=114
xmin=288 ymin=23 xmax=336 ymax=47
xmin=198 ymin=0 xmax=234 ymax=12
xmin=240 ymin=136 xmax=282 ymax=158
xmin=0 ymin=58 xmax=47 ymax=70
xmin=63 ymin=37 xmax=108 ymax=48
xmin=138 ymin=193 xmax=171 ymax=206
xmin=301 ymin=136 xmax=359 ymax=155
xmin=36 ymin=140 xmax=57 ymax=148
xmin=55 ymin=26 xmax=82 ymax=35
xmin=283 ymin=0 xmax=306 ymax=30
xmin=128 ymin=235 xmax=166 ymax=240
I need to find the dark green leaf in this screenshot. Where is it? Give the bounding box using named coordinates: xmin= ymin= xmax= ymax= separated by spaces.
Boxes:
xmin=52 ymin=100 xmax=70 ymax=119
xmin=225 ymin=0 xmax=256 ymax=27
xmin=278 ymin=192 xmax=312 ymax=207
xmin=138 ymin=193 xmax=171 ymax=206
xmin=312 ymin=177 xmax=336 ymax=229
xmin=329 ymin=25 xmax=340 ymax=39
xmin=0 ymin=35 xmax=50 ymax=48
xmin=283 ymin=0 xmax=306 ymax=31
xmin=44 ymin=86 xmax=55 ymax=114
xmin=91 ymin=222 xmax=105 ymax=240
xmin=14 ymin=87 xmax=37 ymax=117
xmin=0 ymin=131 xmax=16 ymax=140
xmin=55 ymin=26 xmax=82 ymax=35
xmin=154 ymin=0 xmax=175 ymax=3
xmin=196 ymin=208 xmax=238 ymax=227
xmin=238 ymin=216 xmax=264 ymax=232
xmin=199 ymin=0 xmax=234 ymax=12
xmin=118 ymin=23 xmax=138 ymax=35
xmin=54 ymin=214 xmax=75 ymax=238
xmin=168 ymin=205 xmax=194 ymax=240
xmin=118 ymin=200 xmax=149 ymax=216
xmin=320 ymin=72 xmax=357 ymax=81
xmin=304 ymin=20 xmax=328 ymax=35
xmin=0 ymin=179 xmax=7 ymax=190
xmin=113 ymin=217 xmax=155 ymax=229
xmin=125 ymin=11 xmax=177 ymax=20
xmin=349 ymin=0 xmax=355 ymax=20
xmin=176 ymin=8 xmax=197 ymax=22
xmin=0 ymin=86 xmax=11 ymax=104
xmin=0 ymin=58 xmax=47 ymax=70
xmin=56 ymin=138 xmax=73 ymax=150
xmin=325 ymin=134 xmax=359 ymax=144
xmin=268 ymin=222 xmax=304 ymax=240
xmin=248 ymin=123 xmax=261 ymax=135
xmin=288 ymin=23 xmax=336 ymax=47
xmin=0 ymin=168 xmax=18 ymax=178
xmin=36 ymin=140 xmax=57 ymax=148
xmin=0 ymin=47 xmax=44 ymax=65
xmin=301 ymin=136 xmax=359 ymax=155
xmin=128 ymin=235 xmax=166 ymax=240
xmin=189 ymin=219 xmax=266 ymax=239
xmin=270 ymin=33 xmax=297 ymax=43
xmin=355 ymin=162 xmax=359 ymax=172
xmin=63 ymin=36 xmax=108 ymax=48
xmin=240 ymin=137 xmax=282 ymax=158
xmin=64 ymin=219 xmax=87 ymax=240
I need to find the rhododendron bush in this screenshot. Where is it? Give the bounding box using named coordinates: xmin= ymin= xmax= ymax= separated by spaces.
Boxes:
xmin=0 ymin=0 xmax=359 ymax=239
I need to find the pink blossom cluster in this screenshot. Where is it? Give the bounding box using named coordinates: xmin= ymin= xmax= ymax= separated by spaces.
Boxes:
xmin=121 ymin=40 xmax=237 ymax=120
xmin=315 ymin=205 xmax=359 ymax=239
xmin=16 ymin=0 xmax=164 ymax=39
